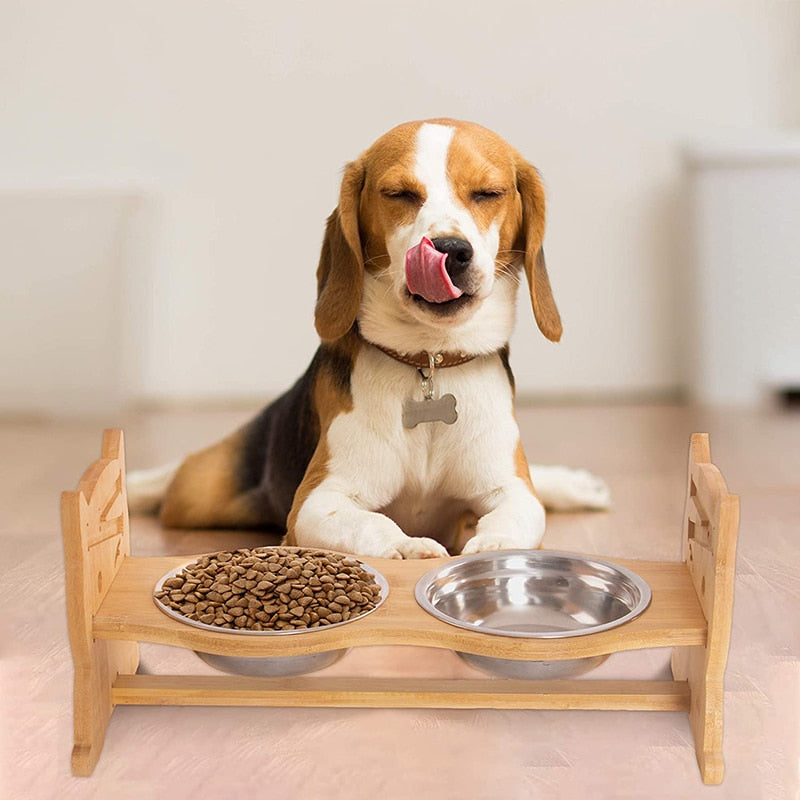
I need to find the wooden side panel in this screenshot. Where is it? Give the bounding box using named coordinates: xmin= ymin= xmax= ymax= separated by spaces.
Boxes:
xmin=671 ymin=433 xmax=739 ymax=785
xmin=62 ymin=429 xmax=139 ymax=776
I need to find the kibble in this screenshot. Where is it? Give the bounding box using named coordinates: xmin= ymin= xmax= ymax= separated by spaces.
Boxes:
xmin=155 ymin=547 xmax=382 ymax=631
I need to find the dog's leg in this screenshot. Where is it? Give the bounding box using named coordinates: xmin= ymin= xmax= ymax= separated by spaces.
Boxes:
xmin=155 ymin=431 xmax=283 ymax=529
xmin=460 ymin=478 xmax=546 ymax=553
xmin=289 ymin=484 xmax=449 ymax=559
xmin=529 ymin=465 xmax=611 ymax=511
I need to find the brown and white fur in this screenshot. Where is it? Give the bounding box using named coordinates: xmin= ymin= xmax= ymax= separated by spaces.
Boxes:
xmin=128 ymin=119 xmax=610 ymax=558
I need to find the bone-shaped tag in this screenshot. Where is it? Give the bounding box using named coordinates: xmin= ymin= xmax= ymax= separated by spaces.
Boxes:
xmin=402 ymin=393 xmax=458 ymax=428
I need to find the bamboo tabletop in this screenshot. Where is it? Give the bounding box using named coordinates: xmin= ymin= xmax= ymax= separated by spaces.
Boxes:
xmin=93 ymin=552 xmax=707 ymax=661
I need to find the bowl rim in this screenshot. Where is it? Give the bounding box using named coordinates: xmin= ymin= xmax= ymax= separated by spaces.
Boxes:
xmin=153 ymin=546 xmax=389 ymax=636
xmin=414 ymin=549 xmax=652 ymax=639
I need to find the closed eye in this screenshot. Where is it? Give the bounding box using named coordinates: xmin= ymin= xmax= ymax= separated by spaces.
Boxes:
xmin=472 ymin=188 xmax=507 ymax=203
xmin=381 ymin=188 xmax=422 ymax=203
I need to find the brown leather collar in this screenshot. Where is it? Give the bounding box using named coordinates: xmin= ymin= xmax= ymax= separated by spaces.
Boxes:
xmin=360 ymin=335 xmax=478 ymax=369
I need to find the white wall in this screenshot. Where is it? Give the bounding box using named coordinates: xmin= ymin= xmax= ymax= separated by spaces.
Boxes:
xmin=1 ymin=1 xmax=799 ymax=413
xmin=0 ymin=192 xmax=142 ymax=416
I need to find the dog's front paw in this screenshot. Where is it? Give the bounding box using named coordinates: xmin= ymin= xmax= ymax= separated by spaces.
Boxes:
xmin=461 ymin=489 xmax=546 ymax=554
xmin=384 ymin=536 xmax=449 ymax=560
xmin=461 ymin=532 xmax=527 ymax=554
xmin=529 ymin=465 xmax=612 ymax=511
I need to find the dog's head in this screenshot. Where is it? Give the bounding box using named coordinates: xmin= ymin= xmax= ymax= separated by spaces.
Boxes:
xmin=315 ymin=119 xmax=561 ymax=353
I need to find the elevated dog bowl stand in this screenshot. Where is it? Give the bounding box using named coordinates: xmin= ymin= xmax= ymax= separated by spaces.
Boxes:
xmin=62 ymin=430 xmax=739 ymax=783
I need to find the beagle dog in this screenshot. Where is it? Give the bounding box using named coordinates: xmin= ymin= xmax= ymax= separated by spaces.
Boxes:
xmin=129 ymin=118 xmax=609 ymax=558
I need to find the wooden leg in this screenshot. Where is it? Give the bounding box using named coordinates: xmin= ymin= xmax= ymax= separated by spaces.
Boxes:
xmin=71 ymin=639 xmax=139 ymax=776
xmin=672 ymin=646 xmax=724 ymax=785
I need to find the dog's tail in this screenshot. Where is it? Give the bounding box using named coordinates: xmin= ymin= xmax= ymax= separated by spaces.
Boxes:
xmin=126 ymin=460 xmax=181 ymax=514
xmin=530 ymin=465 xmax=612 ymax=512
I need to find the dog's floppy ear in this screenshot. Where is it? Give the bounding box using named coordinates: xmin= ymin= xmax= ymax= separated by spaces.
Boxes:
xmin=515 ymin=159 xmax=562 ymax=342
xmin=315 ymin=159 xmax=365 ymax=341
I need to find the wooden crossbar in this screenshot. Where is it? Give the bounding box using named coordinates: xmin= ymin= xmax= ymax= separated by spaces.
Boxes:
xmin=112 ymin=675 xmax=691 ymax=712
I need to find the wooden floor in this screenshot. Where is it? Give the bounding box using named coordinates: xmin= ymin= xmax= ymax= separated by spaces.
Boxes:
xmin=2 ymin=402 xmax=799 ymax=799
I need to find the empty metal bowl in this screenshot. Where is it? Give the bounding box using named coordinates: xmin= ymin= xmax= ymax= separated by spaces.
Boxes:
xmin=415 ymin=550 xmax=651 ymax=679
xmin=154 ymin=556 xmax=389 ymax=677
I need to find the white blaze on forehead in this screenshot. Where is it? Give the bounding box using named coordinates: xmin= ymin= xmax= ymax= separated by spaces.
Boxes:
xmin=414 ymin=124 xmax=456 ymax=210
xmin=411 ymin=124 xmax=494 ymax=255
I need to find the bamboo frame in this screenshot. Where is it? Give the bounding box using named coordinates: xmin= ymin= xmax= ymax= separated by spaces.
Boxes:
xmin=62 ymin=430 xmax=738 ymax=783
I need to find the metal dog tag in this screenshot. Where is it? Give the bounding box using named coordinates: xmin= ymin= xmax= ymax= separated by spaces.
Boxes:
xmin=402 ymin=393 xmax=458 ymax=428
xmin=402 ymin=353 xmax=459 ymax=428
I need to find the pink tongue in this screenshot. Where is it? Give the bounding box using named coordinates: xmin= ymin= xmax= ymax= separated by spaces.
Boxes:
xmin=405 ymin=236 xmax=463 ymax=304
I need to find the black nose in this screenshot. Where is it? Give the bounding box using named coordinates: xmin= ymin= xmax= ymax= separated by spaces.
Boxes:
xmin=430 ymin=237 xmax=473 ymax=280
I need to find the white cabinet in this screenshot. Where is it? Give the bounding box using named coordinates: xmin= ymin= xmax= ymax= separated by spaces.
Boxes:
xmin=685 ymin=138 xmax=800 ymax=405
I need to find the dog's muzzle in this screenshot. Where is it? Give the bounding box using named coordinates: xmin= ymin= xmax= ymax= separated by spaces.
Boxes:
xmin=405 ymin=236 xmax=472 ymax=304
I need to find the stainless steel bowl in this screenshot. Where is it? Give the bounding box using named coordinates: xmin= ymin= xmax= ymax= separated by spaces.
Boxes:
xmin=415 ymin=550 xmax=651 ymax=679
xmin=194 ymin=649 xmax=346 ymax=677
xmin=154 ymin=552 xmax=389 ymax=677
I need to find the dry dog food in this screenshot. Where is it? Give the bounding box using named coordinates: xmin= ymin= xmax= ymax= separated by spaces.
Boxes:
xmin=155 ymin=547 xmax=382 ymax=631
